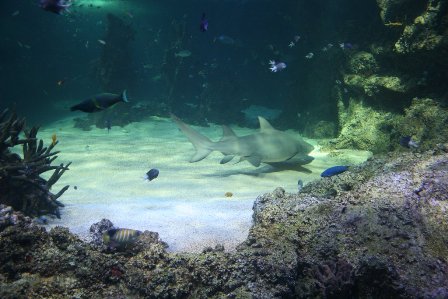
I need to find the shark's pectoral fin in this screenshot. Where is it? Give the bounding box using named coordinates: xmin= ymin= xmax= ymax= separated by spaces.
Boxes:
xmin=243 ymin=155 xmax=262 ymax=167
xmin=190 ymin=148 xmax=213 ymax=162
xmin=220 ymin=155 xmax=235 ymax=164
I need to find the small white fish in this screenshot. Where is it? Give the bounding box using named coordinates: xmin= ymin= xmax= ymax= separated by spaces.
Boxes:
xmin=23 ymin=44 xmax=31 ymax=49
xmin=288 ymin=41 xmax=295 ymax=48
xmin=85 ymin=41 xmax=89 ymax=48
xmin=98 ymin=39 xmax=106 ymax=45
xmin=12 ymin=10 xmax=20 ymax=17
xmin=17 ymin=41 xmax=23 ymax=48
xmin=269 ymin=60 xmax=287 ymax=72
xmin=175 ymin=50 xmax=192 ymax=58
xmin=305 ymin=52 xmax=314 ymax=59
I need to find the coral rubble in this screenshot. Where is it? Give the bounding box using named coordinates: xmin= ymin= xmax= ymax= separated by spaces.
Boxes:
xmin=1 ymin=147 xmax=448 ymax=298
xmin=0 ymin=109 xmax=70 ymax=218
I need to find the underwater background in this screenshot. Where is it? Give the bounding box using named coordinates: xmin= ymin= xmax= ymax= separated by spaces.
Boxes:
xmin=1 ymin=0 xmax=448 ymax=298
xmin=3 ymin=0 xmax=445 ymax=136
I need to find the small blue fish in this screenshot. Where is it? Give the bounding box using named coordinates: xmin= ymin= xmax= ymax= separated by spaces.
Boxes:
xmin=200 ymin=13 xmax=208 ymax=32
xmin=145 ymin=168 xmax=159 ymax=181
xmin=399 ymin=136 xmax=418 ymax=149
xmin=339 ymin=42 xmax=353 ymax=50
xmin=321 ymin=166 xmax=349 ymax=177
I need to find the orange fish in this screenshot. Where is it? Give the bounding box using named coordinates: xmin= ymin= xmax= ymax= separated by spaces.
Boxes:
xmin=51 ymin=133 xmax=57 ymax=146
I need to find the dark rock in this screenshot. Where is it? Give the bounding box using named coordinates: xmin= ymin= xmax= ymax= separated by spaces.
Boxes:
xmin=89 ymin=218 xmax=114 ymax=248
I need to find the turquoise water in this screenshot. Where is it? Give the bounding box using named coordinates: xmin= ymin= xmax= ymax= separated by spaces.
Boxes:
xmin=0 ymin=1 xmax=383 ymax=251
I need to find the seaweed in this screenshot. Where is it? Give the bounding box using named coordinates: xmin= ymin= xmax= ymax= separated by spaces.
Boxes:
xmin=0 ymin=109 xmax=70 ymax=218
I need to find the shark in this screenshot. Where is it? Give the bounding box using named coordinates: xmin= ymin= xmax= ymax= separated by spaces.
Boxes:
xmin=171 ymin=114 xmax=314 ymax=167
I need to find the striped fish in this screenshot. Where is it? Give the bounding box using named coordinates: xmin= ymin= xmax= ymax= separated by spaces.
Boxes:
xmin=103 ymin=228 xmax=142 ymax=248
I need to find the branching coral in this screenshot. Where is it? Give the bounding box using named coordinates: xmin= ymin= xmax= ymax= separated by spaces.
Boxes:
xmin=0 ymin=109 xmax=70 ymax=218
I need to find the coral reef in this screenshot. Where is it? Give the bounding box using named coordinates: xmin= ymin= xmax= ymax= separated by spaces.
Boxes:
xmin=330 ymin=98 xmax=393 ymax=152
xmin=0 ymin=109 xmax=70 ymax=218
xmin=331 ymin=97 xmax=448 ymax=153
xmin=1 ymin=147 xmax=448 ymax=298
xmin=305 ymin=120 xmax=337 ymax=139
xmin=397 ymin=97 xmax=448 ymax=150
xmin=328 ymin=0 xmax=447 ymax=151
xmin=393 ymin=0 xmax=448 ymax=56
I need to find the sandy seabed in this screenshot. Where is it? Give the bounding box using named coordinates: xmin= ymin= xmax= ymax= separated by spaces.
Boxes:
xmin=37 ymin=116 xmax=371 ymax=252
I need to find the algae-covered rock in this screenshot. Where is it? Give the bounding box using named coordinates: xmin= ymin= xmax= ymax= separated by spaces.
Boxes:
xmin=376 ymin=0 xmax=425 ymax=23
xmin=330 ymin=97 xmax=448 ymax=153
xmin=305 ymin=120 xmax=337 ymax=139
xmin=332 ymin=98 xmax=393 ymax=153
xmin=347 ymin=51 xmax=379 ymax=75
xmin=344 ymin=74 xmax=409 ymax=97
xmin=394 ymin=0 xmax=448 ymax=54
xmin=396 ymin=98 xmax=448 ymax=150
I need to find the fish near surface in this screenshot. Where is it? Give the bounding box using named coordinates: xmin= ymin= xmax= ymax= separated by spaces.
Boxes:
xmin=70 ymin=90 xmax=128 ymax=113
xmin=171 ymin=114 xmax=314 ymax=167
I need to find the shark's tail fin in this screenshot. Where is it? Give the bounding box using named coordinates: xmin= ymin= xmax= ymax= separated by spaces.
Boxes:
xmin=170 ymin=114 xmax=214 ymax=162
xmin=121 ymin=90 xmax=129 ymax=103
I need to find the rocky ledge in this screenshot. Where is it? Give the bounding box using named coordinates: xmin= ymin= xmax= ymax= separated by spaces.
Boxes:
xmin=1 ymin=147 xmax=448 ymax=298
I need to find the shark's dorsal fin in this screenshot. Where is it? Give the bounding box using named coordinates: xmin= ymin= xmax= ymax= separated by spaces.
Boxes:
xmin=258 ymin=116 xmax=276 ymax=132
xmin=220 ymin=125 xmax=237 ymax=141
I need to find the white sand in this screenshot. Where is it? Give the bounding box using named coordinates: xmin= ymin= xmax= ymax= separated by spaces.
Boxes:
xmin=37 ymin=116 xmax=371 ymax=252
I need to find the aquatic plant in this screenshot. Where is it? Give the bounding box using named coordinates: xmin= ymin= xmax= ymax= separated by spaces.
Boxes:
xmin=0 ymin=109 xmax=70 ymax=218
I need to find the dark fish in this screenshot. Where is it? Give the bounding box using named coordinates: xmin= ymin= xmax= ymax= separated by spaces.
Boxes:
xmin=105 ymin=119 xmax=111 ymax=133
xmin=321 ymin=165 xmax=349 ymax=177
xmin=102 ymin=228 xmax=142 ymax=248
xmin=200 ymin=13 xmax=208 ymax=32
xmin=145 ymin=168 xmax=159 ymax=181
xmin=297 ymin=179 xmax=303 ymax=192
xmin=399 ymin=136 xmax=419 ymax=149
xmin=70 ymin=90 xmax=128 ymax=113
xmin=39 ymin=0 xmax=71 ymax=15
